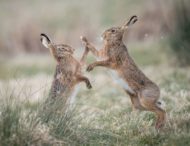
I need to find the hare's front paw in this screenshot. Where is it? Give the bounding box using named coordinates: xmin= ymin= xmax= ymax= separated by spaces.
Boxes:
xmin=86 ymin=64 xmax=94 ymax=72
xmin=86 ymin=81 xmax=92 ymax=89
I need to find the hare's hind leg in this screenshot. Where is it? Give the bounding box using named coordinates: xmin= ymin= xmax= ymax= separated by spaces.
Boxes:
xmin=125 ymin=90 xmax=145 ymax=111
xmin=139 ymin=89 xmax=166 ymax=129
xmin=75 ymin=74 xmax=92 ymax=89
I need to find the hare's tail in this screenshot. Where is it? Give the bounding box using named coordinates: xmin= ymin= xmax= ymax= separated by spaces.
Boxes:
xmin=156 ymin=100 xmax=166 ymax=109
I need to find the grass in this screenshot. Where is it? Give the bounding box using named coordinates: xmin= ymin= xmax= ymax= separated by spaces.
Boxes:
xmin=0 ymin=40 xmax=190 ymax=145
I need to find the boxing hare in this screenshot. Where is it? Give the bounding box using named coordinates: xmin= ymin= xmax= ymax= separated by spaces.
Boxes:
xmin=40 ymin=33 xmax=92 ymax=104
xmin=81 ymin=16 xmax=166 ymax=129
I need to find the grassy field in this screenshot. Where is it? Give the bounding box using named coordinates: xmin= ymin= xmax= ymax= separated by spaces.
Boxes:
xmin=0 ymin=40 xmax=190 ymax=146
xmin=0 ymin=0 xmax=190 ymax=145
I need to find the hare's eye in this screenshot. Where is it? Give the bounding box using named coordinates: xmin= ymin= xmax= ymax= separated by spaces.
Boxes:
xmin=111 ymin=29 xmax=116 ymax=33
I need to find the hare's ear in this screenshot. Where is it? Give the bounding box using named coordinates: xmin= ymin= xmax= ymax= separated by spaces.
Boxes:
xmin=40 ymin=33 xmax=51 ymax=42
xmin=40 ymin=33 xmax=51 ymax=48
xmin=122 ymin=15 xmax=138 ymax=29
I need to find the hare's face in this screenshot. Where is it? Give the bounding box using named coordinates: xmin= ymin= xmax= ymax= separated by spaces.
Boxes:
xmin=56 ymin=44 xmax=75 ymax=56
xmin=102 ymin=15 xmax=138 ymax=44
xmin=102 ymin=27 xmax=124 ymax=43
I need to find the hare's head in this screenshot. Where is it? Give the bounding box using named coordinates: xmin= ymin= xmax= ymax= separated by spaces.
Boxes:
xmin=102 ymin=15 xmax=138 ymax=43
xmin=40 ymin=33 xmax=51 ymax=48
xmin=55 ymin=44 xmax=75 ymax=56
xmin=41 ymin=33 xmax=75 ymax=54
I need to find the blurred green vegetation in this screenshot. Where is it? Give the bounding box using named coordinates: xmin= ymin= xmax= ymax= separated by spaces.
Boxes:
xmin=169 ymin=0 xmax=190 ymax=66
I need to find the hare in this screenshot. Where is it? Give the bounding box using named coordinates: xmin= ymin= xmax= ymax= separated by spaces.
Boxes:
xmin=81 ymin=16 xmax=166 ymax=129
xmin=40 ymin=33 xmax=92 ymax=104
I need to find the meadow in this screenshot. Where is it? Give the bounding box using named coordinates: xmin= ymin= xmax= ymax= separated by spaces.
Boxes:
xmin=0 ymin=39 xmax=190 ymax=146
xmin=0 ymin=0 xmax=190 ymax=145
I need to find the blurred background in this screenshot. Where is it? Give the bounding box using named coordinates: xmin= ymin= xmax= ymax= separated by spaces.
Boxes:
xmin=0 ymin=1 xmax=189 ymax=62
xmin=0 ymin=0 xmax=190 ymax=72
xmin=0 ymin=0 xmax=171 ymax=54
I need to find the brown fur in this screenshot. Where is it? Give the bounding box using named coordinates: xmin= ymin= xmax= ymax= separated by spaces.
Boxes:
xmin=40 ymin=33 xmax=91 ymax=103
xmin=81 ymin=16 xmax=166 ymax=129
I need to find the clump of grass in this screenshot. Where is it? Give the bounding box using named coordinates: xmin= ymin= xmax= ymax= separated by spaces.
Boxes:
xmin=0 ymin=87 xmax=78 ymax=146
xmin=0 ymin=93 xmax=39 ymax=145
xmin=38 ymin=97 xmax=83 ymax=145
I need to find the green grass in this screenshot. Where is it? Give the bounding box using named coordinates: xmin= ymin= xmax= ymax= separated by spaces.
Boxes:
xmin=0 ymin=65 xmax=190 ymax=146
